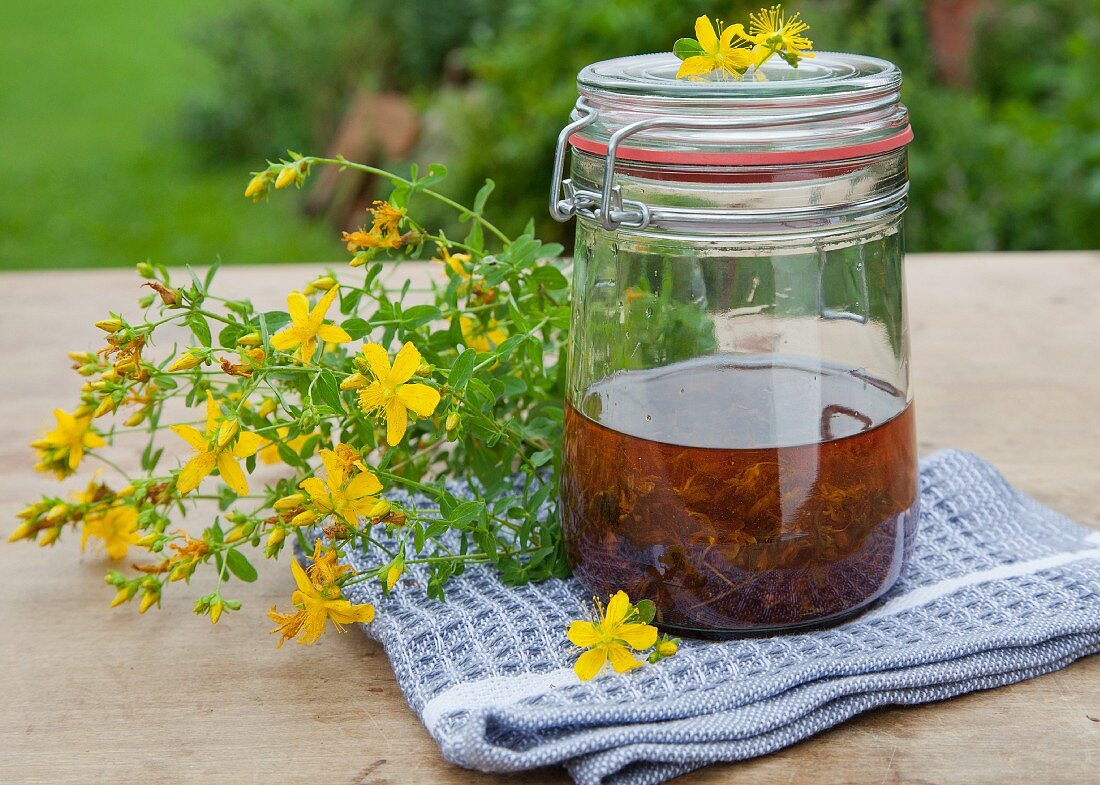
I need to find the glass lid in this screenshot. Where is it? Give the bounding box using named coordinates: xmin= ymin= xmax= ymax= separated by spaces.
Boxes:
xmin=578 ymin=51 xmax=902 ymax=101
xmin=568 ymin=51 xmax=911 ymax=163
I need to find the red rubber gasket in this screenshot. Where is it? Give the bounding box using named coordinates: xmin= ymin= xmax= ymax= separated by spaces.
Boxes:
xmin=568 ymin=125 xmax=913 ymax=165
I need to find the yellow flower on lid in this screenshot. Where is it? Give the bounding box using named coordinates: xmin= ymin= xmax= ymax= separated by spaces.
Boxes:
xmin=567 ymin=591 xmax=658 ymax=681
xmin=170 ymin=391 xmax=266 ymax=496
xmin=742 ymin=5 xmax=814 ymax=66
xmin=675 ymin=16 xmax=754 ymax=79
xmin=354 ymin=342 xmax=441 ymax=446
xmin=269 ymin=287 xmax=352 ymax=364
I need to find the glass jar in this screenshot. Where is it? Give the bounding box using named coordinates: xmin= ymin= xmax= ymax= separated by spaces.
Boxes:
xmin=550 ymin=52 xmax=919 ymax=636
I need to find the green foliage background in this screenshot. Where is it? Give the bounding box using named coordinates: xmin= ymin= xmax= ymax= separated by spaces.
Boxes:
xmin=1 ymin=0 xmax=1096 ymax=269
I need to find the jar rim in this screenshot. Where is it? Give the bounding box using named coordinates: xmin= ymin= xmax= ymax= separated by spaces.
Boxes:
xmin=578 ymin=51 xmax=901 ymax=101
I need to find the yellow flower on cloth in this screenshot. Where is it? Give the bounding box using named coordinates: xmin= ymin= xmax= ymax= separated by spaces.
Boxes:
xmin=31 ymin=408 xmax=106 ymax=479
xmin=170 ymin=391 xmax=266 ymax=496
xmin=568 ymin=590 xmax=658 ymax=681
xmin=299 ymin=448 xmax=385 ymax=528
xmin=80 ymin=504 xmax=139 ymax=561
xmin=675 ymin=16 xmax=754 ymax=79
xmin=743 ymin=5 xmax=814 ymax=66
xmin=268 ymin=551 xmax=375 ymax=647
xmin=459 ymin=316 xmax=507 ymax=354
xmin=352 ymin=342 xmax=441 ymax=446
xmin=269 ymin=287 xmax=352 ymax=364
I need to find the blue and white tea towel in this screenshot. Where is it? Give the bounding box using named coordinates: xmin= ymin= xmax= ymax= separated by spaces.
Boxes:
xmin=338 ymin=450 xmax=1100 ymax=785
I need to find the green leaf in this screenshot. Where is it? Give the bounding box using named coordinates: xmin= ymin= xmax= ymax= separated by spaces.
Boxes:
xmin=635 ymin=599 xmax=656 ymax=624
xmin=261 ymin=311 xmax=291 ymax=332
xmin=420 ymin=163 xmax=448 ymax=187
xmin=218 ymin=323 xmax=245 ymax=349
xmin=448 ymin=349 xmax=476 ymax=391
xmin=673 ymin=38 xmax=704 ymax=60
xmin=340 ymin=287 xmax=363 ymax=315
xmin=188 ymin=312 xmax=211 ymax=347
xmin=402 ymin=304 xmax=442 ymax=328
xmin=530 ymin=449 xmax=553 ymax=467
xmin=529 ymin=265 xmax=569 ymax=290
xmin=314 ymin=370 xmax=343 ymax=412
xmin=340 ymin=317 xmax=371 ymax=339
xmin=473 ymin=179 xmax=496 ymax=213
xmin=225 ymin=549 xmax=258 ymax=583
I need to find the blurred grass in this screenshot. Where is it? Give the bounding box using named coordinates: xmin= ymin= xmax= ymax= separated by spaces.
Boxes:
xmin=0 ymin=0 xmax=337 ymax=269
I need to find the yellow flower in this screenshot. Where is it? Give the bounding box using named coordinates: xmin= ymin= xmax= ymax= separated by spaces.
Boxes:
xmin=675 ymin=16 xmax=754 ymax=79
xmin=269 ymin=287 xmax=352 ymax=363
xmin=299 ymin=448 xmax=384 ymax=528
xmin=460 ymin=316 xmax=508 ymax=354
xmin=434 ymin=243 xmax=471 ymax=279
xmin=355 ymin=342 xmax=441 ymax=446
xmin=567 ymin=591 xmax=658 ymax=681
xmin=259 ymin=427 xmax=312 ymax=465
xmin=342 ymin=201 xmax=407 ymax=253
xmin=268 ymin=556 xmax=375 ymax=647
xmin=31 ymin=408 xmax=106 ymax=479
xmin=170 ymin=391 xmax=265 ymax=496
xmin=743 ymin=5 xmax=814 ymax=66
xmin=80 ymin=505 xmax=140 ymax=561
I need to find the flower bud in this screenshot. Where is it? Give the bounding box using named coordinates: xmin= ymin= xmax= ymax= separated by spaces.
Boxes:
xmin=385 ymin=563 xmax=404 ymax=591
xmin=274 ymin=493 xmax=306 ymax=511
xmin=274 ymin=164 xmax=299 ymax=190
xmin=93 ymin=398 xmax=117 ymax=418
xmin=291 ymin=510 xmax=319 ymax=527
xmin=136 ymin=262 xmax=155 ymax=278
xmin=340 ymin=373 xmax=368 ymax=391
xmin=656 ymin=639 xmax=679 ymax=658
xmin=445 ymin=412 xmax=460 ymax=432
xmin=167 ymin=349 xmax=205 ymax=372
xmin=224 ymin=522 xmax=254 ymax=543
xmin=124 ymin=409 xmax=148 ymax=427
xmin=216 ymin=418 xmax=240 ymax=449
xmin=45 ymin=503 xmax=69 ymax=522
xmin=366 ymin=499 xmax=391 ymax=519
xmin=95 ymin=318 xmax=123 ymax=333
xmin=244 ymin=173 xmax=270 ymax=199
xmin=415 ymin=362 xmax=432 ymax=376
xmin=138 ymin=590 xmax=160 ymax=614
xmin=38 ymin=527 xmax=61 ymax=547
xmin=305 ymin=276 xmax=337 ymax=294
xmin=237 ymin=332 xmax=262 ymax=347
xmin=266 ymin=527 xmax=286 ymax=547
xmin=6 ymin=521 xmax=35 ymax=542
xmin=209 ymin=597 xmax=224 ymax=625
xmin=110 ymin=588 xmax=132 ymax=608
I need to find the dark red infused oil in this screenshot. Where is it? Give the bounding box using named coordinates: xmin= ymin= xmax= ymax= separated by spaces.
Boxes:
xmin=561 ymin=357 xmax=918 ymax=635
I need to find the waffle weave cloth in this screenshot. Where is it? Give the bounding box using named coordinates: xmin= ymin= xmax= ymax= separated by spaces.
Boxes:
xmin=337 ymin=450 xmax=1100 ymax=785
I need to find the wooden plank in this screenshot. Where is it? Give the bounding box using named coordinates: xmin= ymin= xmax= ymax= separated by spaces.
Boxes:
xmin=1 ymin=253 xmax=1098 ymax=785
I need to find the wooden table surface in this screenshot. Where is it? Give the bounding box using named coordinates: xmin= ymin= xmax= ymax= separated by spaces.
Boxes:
xmin=2 ymin=253 xmax=1098 ymax=785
